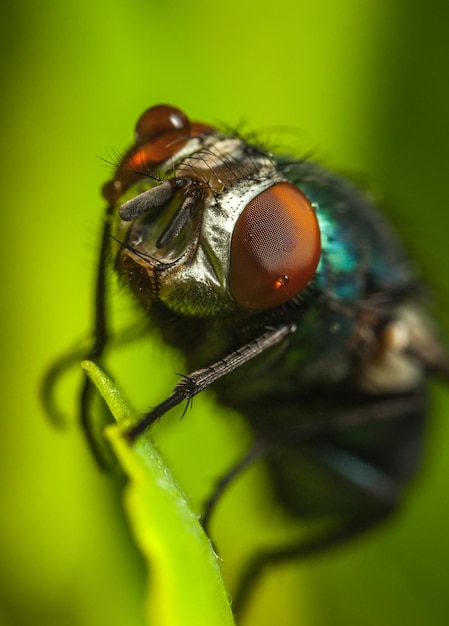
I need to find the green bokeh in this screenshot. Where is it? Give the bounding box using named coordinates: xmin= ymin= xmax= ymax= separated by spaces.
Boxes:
xmin=1 ymin=1 xmax=449 ymax=625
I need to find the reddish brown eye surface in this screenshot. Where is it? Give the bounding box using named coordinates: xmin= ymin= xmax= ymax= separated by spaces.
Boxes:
xmin=230 ymin=182 xmax=321 ymax=309
xmin=102 ymin=105 xmax=216 ymax=204
xmin=135 ymin=104 xmax=191 ymax=144
xmin=103 ymin=105 xmax=192 ymax=204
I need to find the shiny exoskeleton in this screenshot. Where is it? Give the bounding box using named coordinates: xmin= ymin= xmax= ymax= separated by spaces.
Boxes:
xmin=47 ymin=105 xmax=449 ymax=612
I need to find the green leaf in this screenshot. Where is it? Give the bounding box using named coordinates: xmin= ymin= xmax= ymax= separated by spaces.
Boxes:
xmin=82 ymin=360 xmax=235 ymax=626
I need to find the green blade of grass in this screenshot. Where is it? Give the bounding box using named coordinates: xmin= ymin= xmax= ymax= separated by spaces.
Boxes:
xmin=82 ymin=360 xmax=235 ymax=626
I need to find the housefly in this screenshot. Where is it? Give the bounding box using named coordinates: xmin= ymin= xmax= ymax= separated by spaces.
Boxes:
xmin=44 ymin=104 xmax=449 ymax=612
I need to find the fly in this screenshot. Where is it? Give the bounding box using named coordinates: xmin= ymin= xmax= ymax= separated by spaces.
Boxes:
xmin=43 ymin=104 xmax=449 ymax=614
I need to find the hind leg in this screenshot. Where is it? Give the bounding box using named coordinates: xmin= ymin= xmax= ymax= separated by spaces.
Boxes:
xmin=232 ymin=453 xmax=400 ymax=618
xmin=201 ymin=441 xmax=268 ymax=534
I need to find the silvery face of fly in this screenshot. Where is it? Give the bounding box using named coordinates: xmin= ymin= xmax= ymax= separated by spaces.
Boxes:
xmin=109 ymin=106 xmax=321 ymax=317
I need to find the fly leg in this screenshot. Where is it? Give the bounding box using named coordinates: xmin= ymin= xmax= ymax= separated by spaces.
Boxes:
xmin=232 ymin=504 xmax=395 ymax=619
xmin=127 ymin=322 xmax=296 ymax=441
xmin=201 ymin=441 xmax=268 ymax=534
xmin=41 ymin=340 xmax=92 ymax=427
xmin=40 ymin=203 xmax=114 ymax=465
xmin=205 ymin=392 xmax=425 ymax=536
xmin=79 ymin=204 xmax=115 ymax=465
xmin=230 ymin=391 xmax=425 ymax=617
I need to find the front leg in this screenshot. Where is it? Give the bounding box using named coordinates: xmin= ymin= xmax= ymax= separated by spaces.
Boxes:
xmin=127 ymin=322 xmax=297 ymax=440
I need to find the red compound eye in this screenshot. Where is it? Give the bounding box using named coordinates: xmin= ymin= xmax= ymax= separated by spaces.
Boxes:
xmin=103 ymin=105 xmax=193 ymax=204
xmin=230 ymin=182 xmax=321 ymax=309
xmin=134 ymin=104 xmax=191 ymax=144
xmin=103 ymin=105 xmax=217 ymax=204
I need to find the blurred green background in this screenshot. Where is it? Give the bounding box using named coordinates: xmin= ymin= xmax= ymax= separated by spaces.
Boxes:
xmin=1 ymin=0 xmax=449 ymax=625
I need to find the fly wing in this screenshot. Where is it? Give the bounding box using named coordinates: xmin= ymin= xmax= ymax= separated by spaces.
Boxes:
xmin=357 ymin=299 xmax=449 ymax=394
